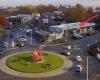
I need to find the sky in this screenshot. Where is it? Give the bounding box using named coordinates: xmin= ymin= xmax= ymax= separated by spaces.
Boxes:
xmin=0 ymin=0 xmax=100 ymax=7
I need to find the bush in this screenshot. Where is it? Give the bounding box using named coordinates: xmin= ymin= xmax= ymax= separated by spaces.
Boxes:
xmin=88 ymin=43 xmax=100 ymax=56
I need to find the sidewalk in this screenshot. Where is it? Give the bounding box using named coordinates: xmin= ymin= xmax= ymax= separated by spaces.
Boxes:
xmin=0 ymin=51 xmax=73 ymax=78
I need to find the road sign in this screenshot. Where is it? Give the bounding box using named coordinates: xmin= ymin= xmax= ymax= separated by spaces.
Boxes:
xmin=43 ymin=19 xmax=49 ymax=24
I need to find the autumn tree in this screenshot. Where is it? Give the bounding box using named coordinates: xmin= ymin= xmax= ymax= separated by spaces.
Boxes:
xmin=36 ymin=4 xmax=57 ymax=14
xmin=0 ymin=16 xmax=7 ymax=27
xmin=36 ymin=5 xmax=48 ymax=14
xmin=67 ymin=4 xmax=89 ymax=22
xmin=46 ymin=5 xmax=57 ymax=12
xmin=18 ymin=5 xmax=36 ymax=13
xmin=0 ymin=16 xmax=7 ymax=38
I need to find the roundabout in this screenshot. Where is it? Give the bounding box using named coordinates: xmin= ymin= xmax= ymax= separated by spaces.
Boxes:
xmin=6 ymin=52 xmax=64 ymax=73
xmin=0 ymin=50 xmax=73 ymax=78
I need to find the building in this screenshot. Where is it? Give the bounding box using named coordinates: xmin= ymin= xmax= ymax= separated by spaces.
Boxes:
xmin=49 ymin=22 xmax=96 ymax=39
xmin=7 ymin=13 xmax=35 ymax=25
xmin=0 ymin=6 xmax=18 ymax=12
xmin=17 ymin=13 xmax=34 ymax=24
xmin=93 ymin=7 xmax=100 ymax=12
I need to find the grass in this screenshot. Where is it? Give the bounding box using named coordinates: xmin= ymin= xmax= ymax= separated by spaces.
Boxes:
xmin=6 ymin=52 xmax=64 ymax=73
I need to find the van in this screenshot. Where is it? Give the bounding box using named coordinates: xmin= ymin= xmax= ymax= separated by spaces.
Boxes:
xmin=75 ymin=65 xmax=83 ymax=72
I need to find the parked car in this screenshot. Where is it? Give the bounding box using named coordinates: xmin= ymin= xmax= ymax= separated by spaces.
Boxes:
xmin=86 ymin=30 xmax=96 ymax=36
xmin=75 ymin=65 xmax=83 ymax=72
xmin=17 ymin=37 xmax=27 ymax=42
xmin=75 ymin=56 xmax=82 ymax=62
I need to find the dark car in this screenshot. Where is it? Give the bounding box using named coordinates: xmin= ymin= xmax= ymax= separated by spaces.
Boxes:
xmin=16 ymin=42 xmax=24 ymax=47
xmin=86 ymin=30 xmax=97 ymax=36
xmin=0 ymin=49 xmax=5 ymax=54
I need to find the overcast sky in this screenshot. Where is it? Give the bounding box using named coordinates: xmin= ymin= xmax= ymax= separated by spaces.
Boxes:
xmin=0 ymin=0 xmax=100 ymax=7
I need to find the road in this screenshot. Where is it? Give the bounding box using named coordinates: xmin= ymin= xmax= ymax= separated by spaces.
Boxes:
xmin=0 ymin=30 xmax=100 ymax=80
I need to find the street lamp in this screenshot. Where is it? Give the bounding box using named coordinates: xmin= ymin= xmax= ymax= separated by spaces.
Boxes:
xmin=87 ymin=43 xmax=89 ymax=80
xmin=87 ymin=56 xmax=89 ymax=80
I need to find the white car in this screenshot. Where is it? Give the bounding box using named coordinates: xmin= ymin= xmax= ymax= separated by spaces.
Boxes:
xmin=76 ymin=56 xmax=82 ymax=62
xmin=66 ymin=51 xmax=71 ymax=56
xmin=19 ymin=28 xmax=23 ymax=31
xmin=73 ymin=34 xmax=83 ymax=39
xmin=75 ymin=65 xmax=83 ymax=72
xmin=96 ymin=54 xmax=100 ymax=60
xmin=26 ymin=29 xmax=32 ymax=33
xmin=18 ymin=37 xmax=27 ymax=42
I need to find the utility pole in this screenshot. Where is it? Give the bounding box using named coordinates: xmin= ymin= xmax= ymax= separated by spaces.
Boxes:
xmin=87 ymin=56 xmax=89 ymax=80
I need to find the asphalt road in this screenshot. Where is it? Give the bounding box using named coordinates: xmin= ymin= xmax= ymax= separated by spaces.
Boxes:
xmin=0 ymin=31 xmax=100 ymax=80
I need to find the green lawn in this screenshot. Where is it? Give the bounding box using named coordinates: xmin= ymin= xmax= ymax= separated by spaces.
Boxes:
xmin=6 ymin=52 xmax=64 ymax=73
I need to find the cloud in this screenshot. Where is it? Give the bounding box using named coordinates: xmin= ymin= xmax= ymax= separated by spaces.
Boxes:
xmin=0 ymin=0 xmax=100 ymax=7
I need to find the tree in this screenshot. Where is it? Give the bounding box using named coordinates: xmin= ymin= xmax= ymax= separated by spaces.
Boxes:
xmin=18 ymin=5 xmax=36 ymax=13
xmin=36 ymin=5 xmax=48 ymax=14
xmin=0 ymin=16 xmax=7 ymax=26
xmin=67 ymin=4 xmax=89 ymax=22
xmin=46 ymin=5 xmax=57 ymax=12
xmin=36 ymin=4 xmax=57 ymax=14
xmin=0 ymin=16 xmax=7 ymax=38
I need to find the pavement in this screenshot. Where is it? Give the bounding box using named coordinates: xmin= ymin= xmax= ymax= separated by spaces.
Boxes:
xmin=0 ymin=51 xmax=73 ymax=78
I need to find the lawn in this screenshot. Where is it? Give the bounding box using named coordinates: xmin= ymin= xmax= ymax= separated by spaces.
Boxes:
xmin=6 ymin=52 xmax=64 ymax=73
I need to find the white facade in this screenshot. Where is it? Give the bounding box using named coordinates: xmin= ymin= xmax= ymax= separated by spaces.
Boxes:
xmin=49 ymin=22 xmax=95 ymax=32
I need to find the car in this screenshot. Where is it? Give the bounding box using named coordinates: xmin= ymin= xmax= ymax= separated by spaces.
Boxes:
xmin=60 ymin=51 xmax=71 ymax=56
xmin=17 ymin=37 xmax=27 ymax=42
xmin=16 ymin=42 xmax=24 ymax=47
xmin=9 ymin=33 xmax=14 ymax=38
xmin=59 ymin=40 xmax=65 ymax=43
xmin=67 ymin=45 xmax=71 ymax=50
xmin=66 ymin=51 xmax=71 ymax=56
xmin=75 ymin=56 xmax=82 ymax=62
xmin=72 ymin=34 xmax=83 ymax=39
xmin=75 ymin=65 xmax=83 ymax=72
xmin=60 ymin=51 xmax=66 ymax=56
xmin=96 ymin=54 xmax=100 ymax=60
xmin=0 ymin=49 xmax=5 ymax=54
xmin=19 ymin=28 xmax=23 ymax=31
xmin=86 ymin=30 xmax=96 ymax=36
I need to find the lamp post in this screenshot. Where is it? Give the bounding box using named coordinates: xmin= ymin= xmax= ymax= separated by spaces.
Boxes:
xmin=87 ymin=43 xmax=89 ymax=80
xmin=87 ymin=56 xmax=89 ymax=80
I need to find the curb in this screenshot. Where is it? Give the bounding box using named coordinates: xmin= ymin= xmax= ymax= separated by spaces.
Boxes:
xmin=0 ymin=51 xmax=73 ymax=78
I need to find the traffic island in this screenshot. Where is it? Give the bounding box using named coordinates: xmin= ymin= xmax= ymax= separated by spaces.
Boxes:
xmin=0 ymin=51 xmax=73 ymax=78
xmin=6 ymin=52 xmax=64 ymax=73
